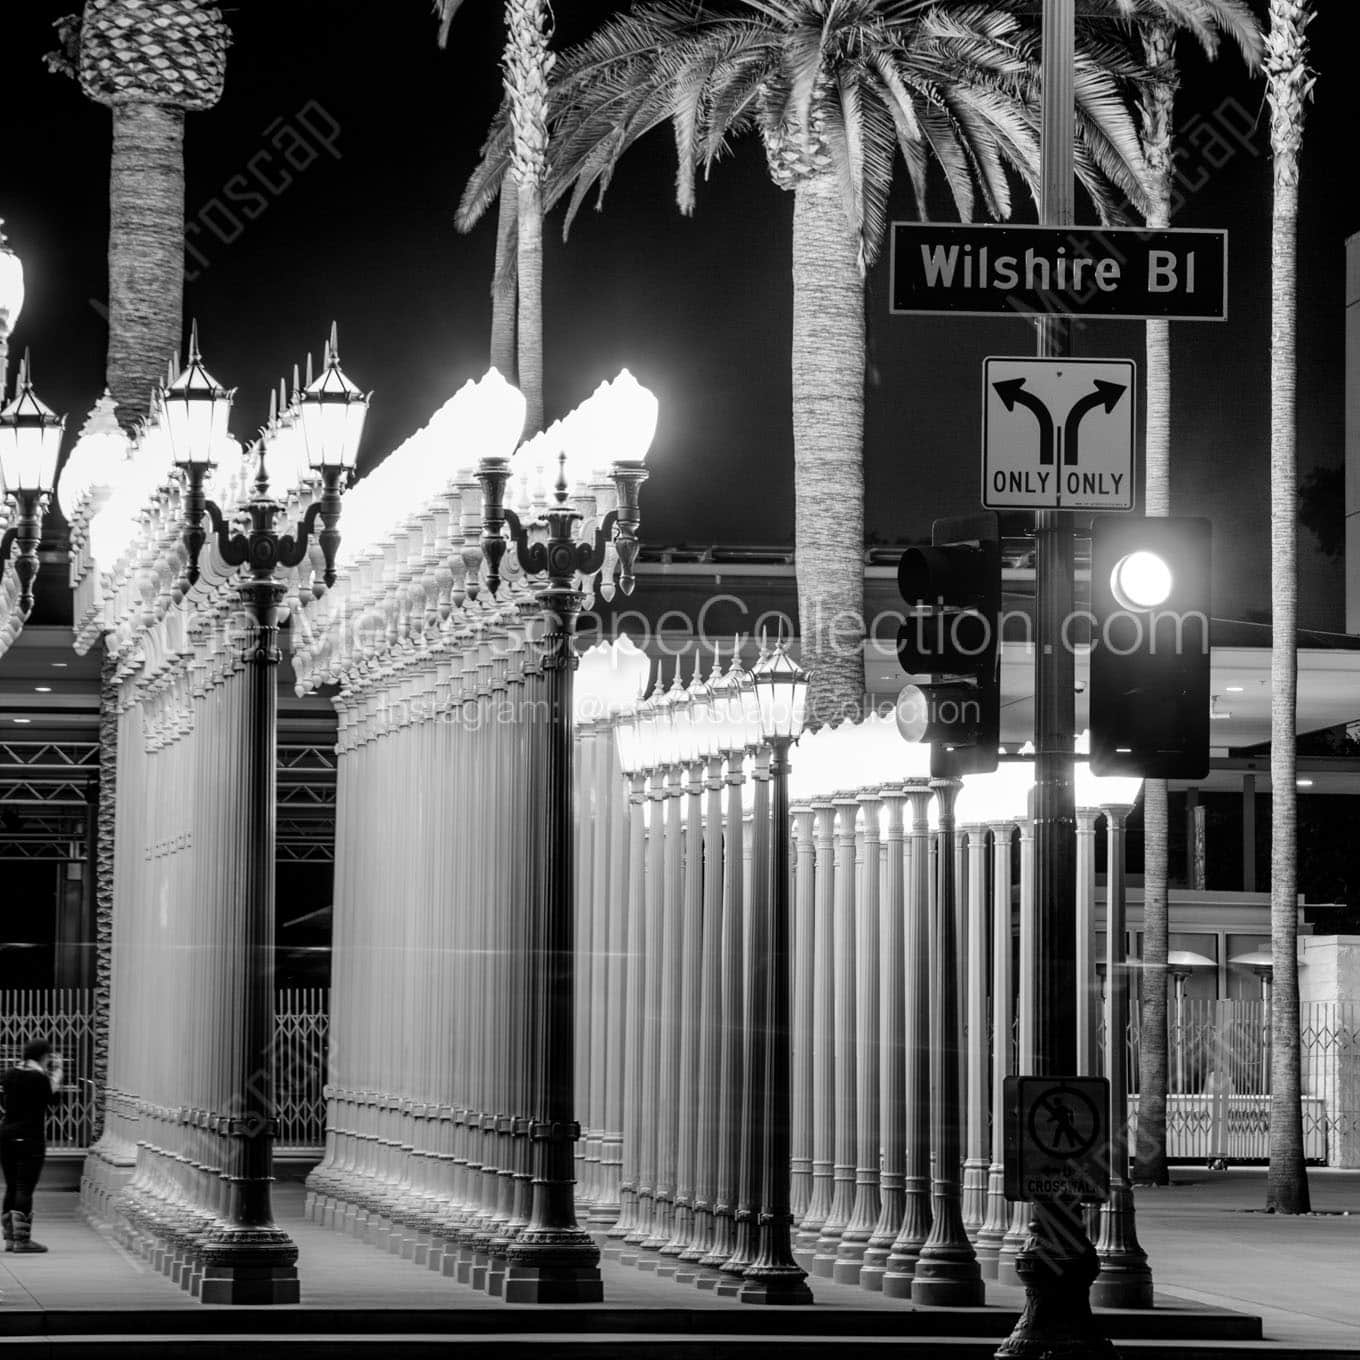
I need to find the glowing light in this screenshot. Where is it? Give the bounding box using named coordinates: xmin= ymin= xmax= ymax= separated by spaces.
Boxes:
xmin=1110 ymin=550 xmax=1172 ymax=612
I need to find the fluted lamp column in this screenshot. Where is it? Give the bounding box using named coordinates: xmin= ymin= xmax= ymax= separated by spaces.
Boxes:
xmin=738 ymin=639 xmax=813 ymax=1306
xmin=911 ymin=776 xmax=983 ymax=1307
xmin=168 ymin=327 xmax=368 ymax=1303
xmin=1090 ymin=775 xmax=1153 ymax=1309
xmin=480 ymin=370 xmax=655 ymax=1303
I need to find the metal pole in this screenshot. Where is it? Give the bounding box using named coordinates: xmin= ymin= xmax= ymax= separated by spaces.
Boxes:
xmin=739 ymin=737 xmax=813 ymax=1304
xmin=502 ymin=589 xmax=603 ymax=1303
xmin=198 ymin=577 xmax=299 ymax=1304
xmin=998 ymin=0 xmax=1113 ymax=1350
xmin=1093 ymin=806 xmax=1153 ymax=1307
xmin=862 ymin=785 xmax=908 ymax=1290
xmin=912 ymin=778 xmax=983 ymax=1305
xmin=882 ymin=782 xmax=934 ymax=1296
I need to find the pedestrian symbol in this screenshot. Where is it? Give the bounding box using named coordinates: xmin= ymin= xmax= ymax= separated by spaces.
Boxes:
xmin=1029 ymin=1086 xmax=1100 ymax=1160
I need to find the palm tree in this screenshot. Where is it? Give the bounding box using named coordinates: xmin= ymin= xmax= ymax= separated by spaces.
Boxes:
xmin=46 ymin=0 xmax=226 ymax=1147
xmin=460 ymin=0 xmax=1165 ymax=724
xmin=49 ymin=0 xmax=228 ymax=426
xmin=437 ymin=0 xmax=549 ymax=431
xmin=1130 ymin=3 xmax=1261 ymax=1188
xmin=1263 ymin=0 xmax=1314 ymax=1217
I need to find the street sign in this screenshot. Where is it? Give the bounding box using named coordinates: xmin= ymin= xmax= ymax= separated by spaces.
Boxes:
xmin=890 ymin=223 xmax=1228 ymax=321
xmin=982 ymin=357 xmax=1135 ymax=511
xmin=1003 ymin=1075 xmax=1110 ymax=1203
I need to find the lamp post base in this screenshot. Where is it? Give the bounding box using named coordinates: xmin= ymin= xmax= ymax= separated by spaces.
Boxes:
xmin=197 ymin=1231 xmax=300 ymax=1306
xmin=738 ymin=1270 xmax=816 ymax=1306
xmin=910 ymin=1265 xmax=985 ymax=1308
xmin=503 ymin=1235 xmax=604 ymax=1304
xmin=995 ymin=1207 xmax=1114 ymax=1359
xmin=1092 ymin=1183 xmax=1154 ymax=1310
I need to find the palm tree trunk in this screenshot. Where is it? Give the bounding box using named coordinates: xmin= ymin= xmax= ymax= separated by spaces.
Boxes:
xmin=505 ymin=0 xmax=550 ymax=437
xmin=107 ymin=101 xmax=186 ymax=425
xmin=490 ymin=185 xmax=518 ymax=379
xmin=516 ymin=177 xmax=544 ymax=436
xmin=790 ymin=172 xmax=865 ymax=726
xmin=1133 ymin=24 xmax=1175 ymax=1186
xmin=1264 ymin=0 xmax=1312 ymax=1213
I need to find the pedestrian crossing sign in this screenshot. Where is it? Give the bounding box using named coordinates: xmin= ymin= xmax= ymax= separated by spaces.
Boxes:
xmin=1003 ymin=1075 xmax=1111 ymax=1202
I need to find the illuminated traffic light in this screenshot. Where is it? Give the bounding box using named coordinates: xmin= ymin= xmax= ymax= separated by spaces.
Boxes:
xmin=895 ymin=513 xmax=1000 ymax=777
xmin=1089 ymin=515 xmax=1211 ymax=778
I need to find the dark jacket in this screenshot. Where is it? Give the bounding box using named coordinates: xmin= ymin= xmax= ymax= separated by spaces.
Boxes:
xmin=0 ymin=1066 xmax=55 ymax=1143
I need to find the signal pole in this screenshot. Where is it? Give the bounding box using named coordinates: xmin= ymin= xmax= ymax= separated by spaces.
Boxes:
xmin=997 ymin=1 xmax=1114 ymax=1355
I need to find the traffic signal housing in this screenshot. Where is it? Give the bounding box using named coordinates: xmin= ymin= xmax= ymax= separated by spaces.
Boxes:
xmin=1089 ymin=515 xmax=1211 ymax=779
xmin=895 ymin=513 xmax=1001 ymax=777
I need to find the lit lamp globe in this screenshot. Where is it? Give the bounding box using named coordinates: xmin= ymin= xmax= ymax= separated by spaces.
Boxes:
xmin=955 ymin=769 xmax=1009 ymax=828
xmin=299 ymin=334 xmax=369 ymax=476
xmin=0 ymin=225 xmax=23 ymax=320
xmin=56 ymin=392 xmax=125 ymax=524
xmin=605 ymin=634 xmax=652 ymax=715
xmin=1076 ymin=729 xmax=1142 ymax=811
xmin=613 ymin=699 xmax=646 ymax=777
xmin=665 ymin=664 xmax=700 ymax=768
xmin=161 ymin=330 xmax=234 ymax=471
xmin=751 ymin=641 xmax=809 ymax=744
xmin=469 ymin=368 xmax=527 ymax=463
xmin=0 ymin=363 xmax=65 ymax=499
xmin=684 ymin=653 xmax=720 ymax=765
xmin=652 ymin=674 xmax=683 ymax=770
xmin=994 ymin=750 xmax=1035 ymax=823
xmin=0 ymin=222 xmax=24 ymax=379
xmin=593 ymin=369 xmax=658 ymax=468
xmin=633 ymin=679 xmax=662 ymax=773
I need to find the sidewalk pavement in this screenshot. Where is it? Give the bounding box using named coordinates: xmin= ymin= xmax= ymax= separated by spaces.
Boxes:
xmin=1 ymin=1170 xmax=1357 ymax=1352
xmin=1131 ymin=1167 xmax=1360 ymax=1351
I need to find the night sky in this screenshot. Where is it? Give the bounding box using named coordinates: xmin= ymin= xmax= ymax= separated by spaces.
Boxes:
xmin=5 ymin=1 xmax=1357 ymax=628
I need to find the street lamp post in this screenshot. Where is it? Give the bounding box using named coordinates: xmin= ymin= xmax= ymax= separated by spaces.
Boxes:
xmin=0 ymin=357 xmax=65 ymax=624
xmin=169 ymin=326 xmax=367 ymax=1303
xmin=739 ymin=639 xmax=814 ymax=1306
xmin=1093 ymin=792 xmax=1154 ymax=1309
xmin=912 ymin=776 xmax=984 ymax=1307
xmin=478 ymin=371 xmax=655 ymax=1304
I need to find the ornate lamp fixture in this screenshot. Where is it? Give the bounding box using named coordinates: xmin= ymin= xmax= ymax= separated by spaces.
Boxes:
xmin=751 ymin=638 xmax=810 ymax=747
xmin=0 ymin=356 xmax=66 ymax=615
xmin=478 ymin=370 xmax=655 ymax=599
xmin=168 ymin=324 xmax=367 ymax=599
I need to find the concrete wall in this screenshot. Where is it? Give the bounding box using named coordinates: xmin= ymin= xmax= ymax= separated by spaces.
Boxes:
xmin=1299 ymin=935 xmax=1360 ymax=1168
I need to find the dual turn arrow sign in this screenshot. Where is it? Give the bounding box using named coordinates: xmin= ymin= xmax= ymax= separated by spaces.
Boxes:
xmin=982 ymin=357 xmax=1136 ymax=511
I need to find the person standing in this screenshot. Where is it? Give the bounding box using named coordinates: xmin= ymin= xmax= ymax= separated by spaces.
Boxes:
xmin=2 ymin=1038 xmax=63 ymax=1253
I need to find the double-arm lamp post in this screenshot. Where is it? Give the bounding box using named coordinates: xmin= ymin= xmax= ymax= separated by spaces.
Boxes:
xmin=475 ymin=372 xmax=655 ymax=1303
xmin=164 ymin=325 xmax=368 ymax=1302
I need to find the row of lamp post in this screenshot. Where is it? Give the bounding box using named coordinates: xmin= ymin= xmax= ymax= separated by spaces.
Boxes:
xmin=58 ymin=325 xmax=369 ymax=1301
xmin=285 ymin=363 xmax=659 ymax=1302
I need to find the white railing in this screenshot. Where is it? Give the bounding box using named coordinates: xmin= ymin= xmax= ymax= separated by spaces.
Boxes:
xmin=1098 ymin=997 xmax=1359 ymax=1164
